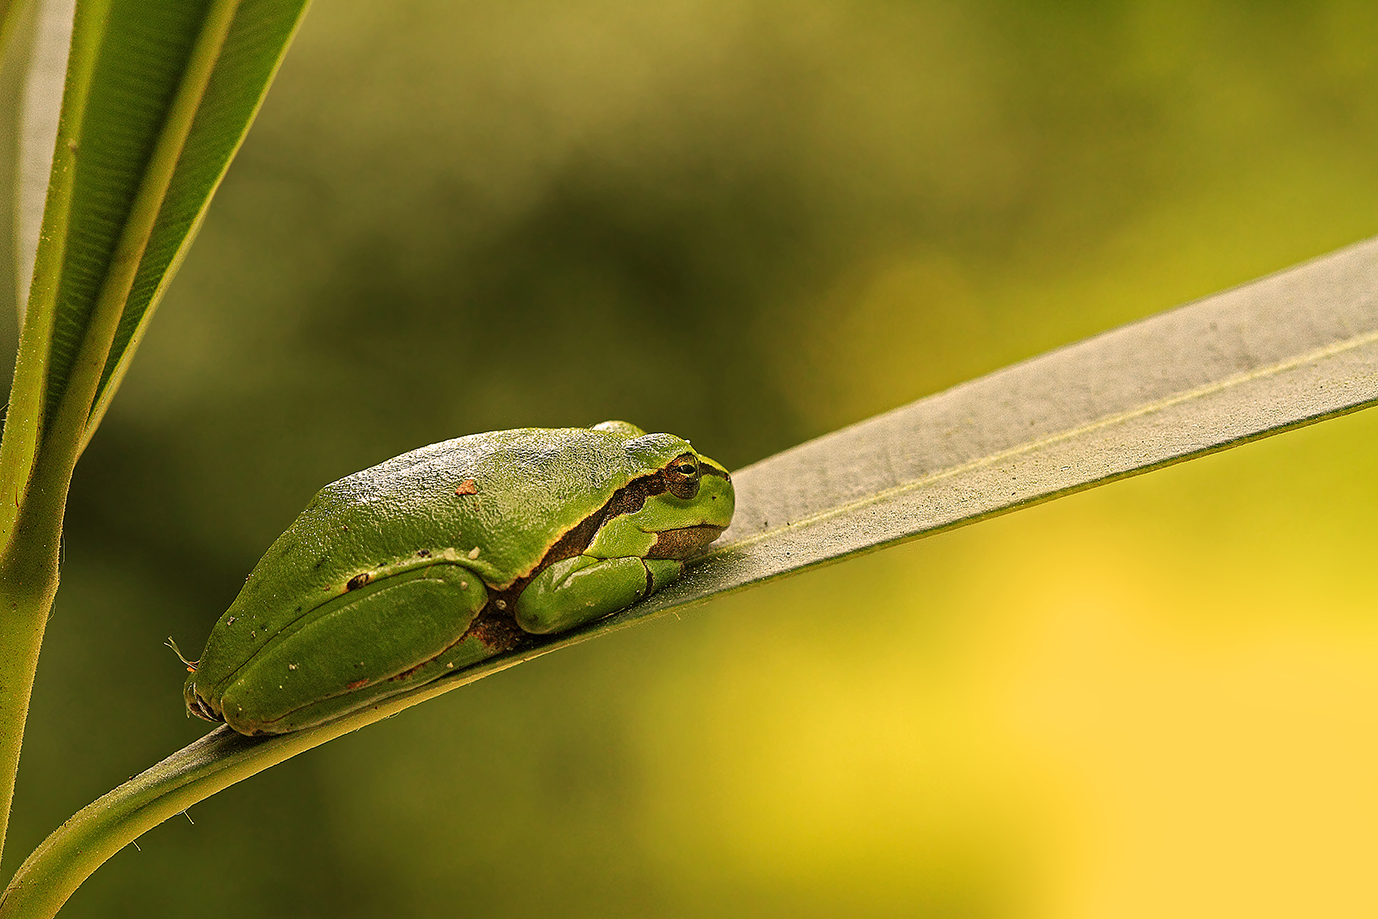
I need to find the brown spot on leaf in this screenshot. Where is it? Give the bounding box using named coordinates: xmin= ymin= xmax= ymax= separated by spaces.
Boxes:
xmin=346 ymin=677 xmax=370 ymax=690
xmin=346 ymin=572 xmax=371 ymax=591
xmin=455 ymin=479 xmax=478 ymax=496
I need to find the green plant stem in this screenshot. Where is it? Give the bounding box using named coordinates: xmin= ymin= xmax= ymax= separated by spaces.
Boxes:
xmin=0 ymin=647 xmax=525 ymax=919
xmin=0 ymin=728 xmax=302 ymax=918
xmin=0 ymin=0 xmax=247 ymax=869
xmin=0 ymin=447 xmax=74 ymax=869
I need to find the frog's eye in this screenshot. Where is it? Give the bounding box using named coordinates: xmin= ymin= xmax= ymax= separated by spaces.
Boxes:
xmin=664 ymin=453 xmax=702 ymax=499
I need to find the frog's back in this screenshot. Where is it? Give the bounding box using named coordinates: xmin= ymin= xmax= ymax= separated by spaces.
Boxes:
xmin=245 ymin=426 xmax=670 ymax=602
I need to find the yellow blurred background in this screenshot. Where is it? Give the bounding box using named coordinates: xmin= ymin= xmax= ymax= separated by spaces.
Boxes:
xmin=3 ymin=1 xmax=1378 ymax=916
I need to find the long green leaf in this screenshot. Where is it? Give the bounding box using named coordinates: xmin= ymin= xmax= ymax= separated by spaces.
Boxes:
xmin=656 ymin=236 xmax=1378 ymax=607
xmin=4 ymin=235 xmax=1376 ymax=918
xmin=78 ymin=0 xmax=315 ymax=446
xmin=0 ymin=0 xmax=311 ymax=549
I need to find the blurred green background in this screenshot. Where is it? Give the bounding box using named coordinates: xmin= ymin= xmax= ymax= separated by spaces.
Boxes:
xmin=4 ymin=0 xmax=1378 ymax=916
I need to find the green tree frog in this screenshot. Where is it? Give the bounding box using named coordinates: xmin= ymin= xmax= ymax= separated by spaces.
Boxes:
xmin=184 ymin=421 xmax=734 ymax=735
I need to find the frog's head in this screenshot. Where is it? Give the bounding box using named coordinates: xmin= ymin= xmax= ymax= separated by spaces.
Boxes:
xmin=588 ymin=422 xmax=735 ymax=560
xmin=640 ymin=446 xmax=735 ymax=559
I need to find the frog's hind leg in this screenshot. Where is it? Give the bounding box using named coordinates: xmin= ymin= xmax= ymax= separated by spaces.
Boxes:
xmin=219 ymin=562 xmax=489 ymax=733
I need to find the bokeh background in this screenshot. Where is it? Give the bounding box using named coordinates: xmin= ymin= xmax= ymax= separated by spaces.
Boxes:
xmin=3 ymin=0 xmax=1378 ymax=916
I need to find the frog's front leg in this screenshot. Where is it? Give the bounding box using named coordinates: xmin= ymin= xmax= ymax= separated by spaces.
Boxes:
xmin=515 ymin=555 xmax=682 ymax=634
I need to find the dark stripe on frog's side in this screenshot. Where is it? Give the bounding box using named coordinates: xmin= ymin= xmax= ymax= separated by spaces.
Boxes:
xmin=495 ymin=454 xmax=712 ymax=603
xmin=388 ymin=457 xmax=720 ymax=680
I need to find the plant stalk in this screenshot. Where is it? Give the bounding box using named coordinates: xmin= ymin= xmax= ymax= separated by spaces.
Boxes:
xmin=0 ymin=444 xmax=74 ymax=869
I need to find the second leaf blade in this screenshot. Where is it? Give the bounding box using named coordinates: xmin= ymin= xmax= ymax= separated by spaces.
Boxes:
xmin=13 ymin=0 xmax=310 ymax=456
